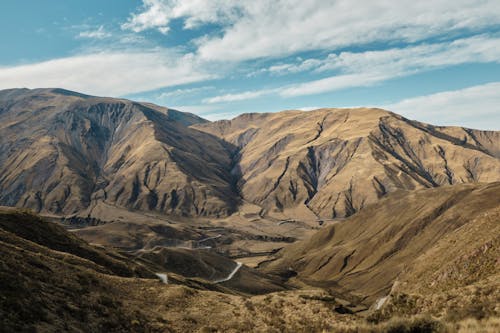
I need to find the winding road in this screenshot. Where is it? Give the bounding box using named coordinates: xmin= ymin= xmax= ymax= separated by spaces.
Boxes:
xmin=214 ymin=262 xmax=243 ymax=284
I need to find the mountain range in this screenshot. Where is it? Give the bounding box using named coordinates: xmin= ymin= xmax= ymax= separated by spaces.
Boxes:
xmin=1 ymin=88 xmax=499 ymax=332
xmin=1 ymin=88 xmax=500 ymax=220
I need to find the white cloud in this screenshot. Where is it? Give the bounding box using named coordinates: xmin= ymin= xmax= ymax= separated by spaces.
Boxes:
xmin=296 ymin=106 xmax=320 ymax=111
xmin=259 ymin=59 xmax=323 ymax=76
xmin=77 ymin=26 xmax=112 ymax=39
xmin=169 ymin=104 xmax=239 ymax=120
xmin=256 ymin=35 xmax=500 ymax=77
xmin=122 ymin=0 xmax=241 ymax=34
xmin=280 ymin=73 xmax=386 ymax=97
xmin=158 ymin=86 xmax=214 ymax=99
xmin=202 ymin=88 xmax=276 ymax=103
xmin=125 ymin=1 xmax=500 ymax=61
xmin=0 ymin=50 xmax=213 ymax=96
xmin=318 ymin=35 xmax=500 ymax=73
xmin=122 ymin=0 xmax=171 ymax=34
xmin=280 ymin=35 xmax=500 ymax=97
xmin=384 ymin=82 xmax=500 ymax=130
xmin=202 ymin=36 xmax=500 ymax=101
xmin=202 ymin=73 xmax=385 ymax=103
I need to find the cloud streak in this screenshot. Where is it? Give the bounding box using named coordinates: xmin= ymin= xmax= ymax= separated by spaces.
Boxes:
xmin=158 ymin=86 xmax=214 ymax=99
xmin=0 ymin=50 xmax=213 ymax=96
xmin=203 ymin=35 xmax=500 ymax=101
xmin=384 ymin=82 xmax=500 ymax=130
xmin=125 ymin=0 xmax=500 ymax=61
xmin=203 ymin=89 xmax=276 ymax=103
xmin=77 ymin=26 xmax=112 ymax=39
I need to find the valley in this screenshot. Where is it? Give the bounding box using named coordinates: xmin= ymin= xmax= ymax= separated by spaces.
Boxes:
xmin=0 ymin=88 xmax=499 ymax=332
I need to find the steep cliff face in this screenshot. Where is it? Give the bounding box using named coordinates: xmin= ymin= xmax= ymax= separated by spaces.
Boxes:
xmin=195 ymin=108 xmax=500 ymax=218
xmin=0 ymin=89 xmax=237 ymax=217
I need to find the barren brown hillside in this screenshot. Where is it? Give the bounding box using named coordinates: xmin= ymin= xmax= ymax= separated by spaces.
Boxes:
xmin=195 ymin=108 xmax=500 ymax=218
xmin=2 ymin=186 xmax=499 ymax=332
xmin=263 ymin=182 xmax=500 ymax=314
xmin=2 ymin=89 xmax=500 ymax=221
xmin=0 ymin=88 xmax=238 ymax=217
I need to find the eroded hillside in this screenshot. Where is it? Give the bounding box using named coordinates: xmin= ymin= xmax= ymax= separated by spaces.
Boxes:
xmin=2 ymin=89 xmax=500 ymax=221
xmin=195 ymin=108 xmax=500 ymax=218
xmin=0 ymin=88 xmax=238 ymax=217
xmin=262 ymin=182 xmax=500 ymax=315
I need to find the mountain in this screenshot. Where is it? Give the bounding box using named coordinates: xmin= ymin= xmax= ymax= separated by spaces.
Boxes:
xmin=195 ymin=108 xmax=500 ymax=218
xmin=1 ymin=88 xmax=499 ymax=332
xmin=0 ymin=207 xmax=158 ymax=332
xmin=262 ymin=182 xmax=500 ymax=314
xmin=1 ymin=88 xmax=500 ymax=220
xmin=0 ymin=88 xmax=238 ymax=217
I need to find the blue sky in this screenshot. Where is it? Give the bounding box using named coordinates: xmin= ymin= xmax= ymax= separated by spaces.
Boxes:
xmin=1 ymin=1 xmax=499 ymax=129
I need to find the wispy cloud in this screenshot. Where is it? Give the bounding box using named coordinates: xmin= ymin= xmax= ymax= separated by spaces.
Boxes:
xmin=122 ymin=0 xmax=241 ymax=34
xmin=203 ymin=35 xmax=500 ymax=101
xmin=158 ymin=86 xmax=214 ymax=99
xmin=280 ymin=73 xmax=385 ymax=97
xmin=257 ymin=35 xmax=500 ymax=77
xmin=0 ymin=50 xmax=213 ymax=96
xmin=169 ymin=104 xmax=236 ymax=120
xmin=202 ymin=88 xmax=277 ymax=103
xmin=296 ymin=106 xmax=320 ymax=111
xmin=125 ymin=1 xmax=500 ymax=61
xmin=77 ymin=25 xmax=111 ymax=39
xmin=384 ymin=82 xmax=500 ymax=130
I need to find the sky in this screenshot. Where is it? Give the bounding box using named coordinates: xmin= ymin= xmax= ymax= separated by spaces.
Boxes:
xmin=0 ymin=1 xmax=499 ymax=129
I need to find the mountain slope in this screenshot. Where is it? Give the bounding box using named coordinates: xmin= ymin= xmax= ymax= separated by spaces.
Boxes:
xmin=1 ymin=89 xmax=500 ymax=220
xmin=0 ymin=88 xmax=238 ymax=217
xmin=0 ymin=207 xmax=161 ymax=332
xmin=0 ymin=209 xmax=453 ymax=333
xmin=262 ymin=182 xmax=500 ymax=309
xmin=195 ymin=108 xmax=500 ymax=218
xmin=0 ymin=208 xmax=289 ymax=332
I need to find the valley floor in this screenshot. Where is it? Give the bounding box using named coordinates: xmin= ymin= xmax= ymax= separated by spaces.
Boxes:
xmin=1 ymin=183 xmax=499 ymax=332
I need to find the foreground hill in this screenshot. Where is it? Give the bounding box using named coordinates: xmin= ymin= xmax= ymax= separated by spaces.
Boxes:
xmin=0 ymin=88 xmax=237 ymax=217
xmin=0 ymin=209 xmax=289 ymax=332
xmin=263 ymin=182 xmax=500 ymax=319
xmin=195 ymin=109 xmax=500 ymax=218
xmin=2 ymin=191 xmax=498 ymax=332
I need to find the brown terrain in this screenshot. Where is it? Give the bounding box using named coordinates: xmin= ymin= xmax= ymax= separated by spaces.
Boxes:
xmin=0 ymin=88 xmax=237 ymax=217
xmin=264 ymin=183 xmax=500 ymax=309
xmin=194 ymin=108 xmax=500 ymax=218
xmin=0 ymin=88 xmax=499 ymax=332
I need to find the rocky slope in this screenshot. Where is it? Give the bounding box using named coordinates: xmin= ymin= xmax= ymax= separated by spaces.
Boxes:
xmin=195 ymin=108 xmax=500 ymax=218
xmin=0 ymin=208 xmax=289 ymax=332
xmin=2 ymin=207 xmax=498 ymax=332
xmin=0 ymin=88 xmax=238 ymax=217
xmin=262 ymin=182 xmax=500 ymax=311
xmin=1 ymin=88 xmax=500 ymax=220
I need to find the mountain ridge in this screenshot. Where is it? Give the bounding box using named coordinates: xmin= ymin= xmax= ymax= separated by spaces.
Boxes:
xmin=0 ymin=88 xmax=238 ymax=217
xmin=194 ymin=107 xmax=500 ymax=218
xmin=1 ymin=88 xmax=500 ymax=219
